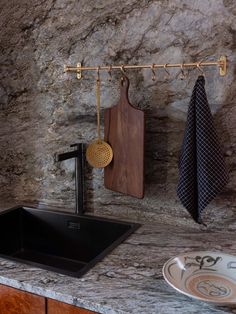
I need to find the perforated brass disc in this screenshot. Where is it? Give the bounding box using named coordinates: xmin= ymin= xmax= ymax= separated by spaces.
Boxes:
xmin=86 ymin=140 xmax=113 ymax=168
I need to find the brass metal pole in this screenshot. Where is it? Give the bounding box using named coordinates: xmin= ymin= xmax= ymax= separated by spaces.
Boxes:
xmin=64 ymin=56 xmax=227 ymax=79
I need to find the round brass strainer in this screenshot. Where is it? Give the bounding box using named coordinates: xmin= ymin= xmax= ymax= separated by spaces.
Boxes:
xmin=86 ymin=75 xmax=113 ymax=168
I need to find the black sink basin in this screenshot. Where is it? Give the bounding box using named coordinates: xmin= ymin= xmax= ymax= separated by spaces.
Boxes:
xmin=0 ymin=206 xmax=139 ymax=277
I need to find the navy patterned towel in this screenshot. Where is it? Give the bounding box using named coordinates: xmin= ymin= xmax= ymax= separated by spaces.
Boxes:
xmin=177 ymin=76 xmax=228 ymax=224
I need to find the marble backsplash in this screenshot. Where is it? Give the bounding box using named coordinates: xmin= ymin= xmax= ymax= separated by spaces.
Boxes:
xmin=0 ymin=0 xmax=236 ymax=229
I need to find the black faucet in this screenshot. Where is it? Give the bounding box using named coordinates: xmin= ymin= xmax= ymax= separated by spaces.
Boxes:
xmin=56 ymin=143 xmax=85 ymax=215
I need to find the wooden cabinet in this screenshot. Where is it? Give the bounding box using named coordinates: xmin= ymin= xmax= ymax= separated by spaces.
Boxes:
xmin=0 ymin=284 xmax=98 ymax=314
xmin=0 ymin=284 xmax=45 ymax=314
xmin=48 ymin=298 xmax=97 ymax=314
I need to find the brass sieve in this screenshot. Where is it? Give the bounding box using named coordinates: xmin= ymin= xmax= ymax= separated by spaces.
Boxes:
xmin=86 ymin=68 xmax=113 ymax=168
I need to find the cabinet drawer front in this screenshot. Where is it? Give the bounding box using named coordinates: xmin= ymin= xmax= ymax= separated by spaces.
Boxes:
xmin=0 ymin=284 xmax=45 ymax=314
xmin=48 ymin=298 xmax=98 ymax=314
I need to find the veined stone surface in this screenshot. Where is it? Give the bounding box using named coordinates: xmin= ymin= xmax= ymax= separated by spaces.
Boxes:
xmin=0 ymin=0 xmax=236 ymax=228
xmin=0 ymin=206 xmax=235 ymax=314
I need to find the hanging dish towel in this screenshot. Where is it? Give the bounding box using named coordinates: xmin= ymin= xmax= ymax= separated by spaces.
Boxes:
xmin=177 ymin=75 xmax=228 ymax=223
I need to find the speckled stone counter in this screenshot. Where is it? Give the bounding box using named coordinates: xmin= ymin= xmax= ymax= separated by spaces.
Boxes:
xmin=0 ymin=204 xmax=236 ymax=314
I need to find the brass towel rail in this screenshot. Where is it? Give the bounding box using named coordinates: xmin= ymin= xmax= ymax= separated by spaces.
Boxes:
xmin=64 ymin=56 xmax=227 ymax=79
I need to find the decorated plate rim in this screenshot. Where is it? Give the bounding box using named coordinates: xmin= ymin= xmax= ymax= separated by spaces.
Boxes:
xmin=162 ymin=251 xmax=236 ymax=305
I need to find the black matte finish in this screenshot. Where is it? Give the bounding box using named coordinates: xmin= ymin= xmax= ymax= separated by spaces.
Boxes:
xmin=0 ymin=206 xmax=139 ymax=277
xmin=56 ymin=143 xmax=85 ymax=215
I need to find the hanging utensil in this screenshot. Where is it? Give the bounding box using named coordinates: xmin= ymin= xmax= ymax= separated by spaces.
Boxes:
xmin=104 ymin=72 xmax=145 ymax=198
xmin=86 ymin=67 xmax=113 ymax=168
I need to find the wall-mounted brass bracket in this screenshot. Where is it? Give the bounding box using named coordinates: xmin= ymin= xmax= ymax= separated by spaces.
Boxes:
xmin=76 ymin=62 xmax=82 ymax=80
xmin=219 ymin=55 xmax=227 ymax=76
xmin=64 ymin=63 xmax=82 ymax=80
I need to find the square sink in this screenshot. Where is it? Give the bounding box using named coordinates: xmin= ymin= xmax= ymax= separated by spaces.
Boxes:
xmin=0 ymin=206 xmax=139 ymax=277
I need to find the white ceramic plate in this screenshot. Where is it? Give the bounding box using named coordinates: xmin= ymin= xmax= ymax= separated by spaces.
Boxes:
xmin=162 ymin=251 xmax=236 ymax=305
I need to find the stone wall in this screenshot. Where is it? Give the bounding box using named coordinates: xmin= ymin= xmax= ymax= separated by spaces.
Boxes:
xmin=0 ymin=0 xmax=236 ymax=229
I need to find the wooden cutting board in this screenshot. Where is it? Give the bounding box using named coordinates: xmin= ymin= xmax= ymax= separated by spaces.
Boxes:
xmin=104 ymin=75 xmax=145 ymax=198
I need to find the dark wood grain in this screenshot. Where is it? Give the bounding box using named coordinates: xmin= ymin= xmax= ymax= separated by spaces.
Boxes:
xmin=48 ymin=298 xmax=98 ymax=314
xmin=0 ymin=284 xmax=45 ymax=314
xmin=104 ymin=76 xmax=145 ymax=198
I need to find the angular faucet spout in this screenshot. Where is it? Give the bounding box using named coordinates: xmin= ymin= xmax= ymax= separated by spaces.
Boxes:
xmin=56 ymin=143 xmax=85 ymax=216
xmin=56 ymin=150 xmax=78 ymax=162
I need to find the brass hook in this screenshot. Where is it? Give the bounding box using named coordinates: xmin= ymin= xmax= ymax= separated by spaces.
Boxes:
xmin=96 ymin=66 xmax=100 ymax=82
xmin=196 ymin=60 xmax=205 ymax=76
xmin=120 ymin=65 xmax=126 ymax=82
xmin=151 ymin=64 xmax=156 ymax=81
xmin=120 ymin=65 xmax=126 ymax=75
xmin=178 ymin=63 xmax=186 ymax=80
xmin=163 ymin=63 xmax=170 ymax=78
xmin=108 ymin=65 xmax=112 ymax=81
xmin=163 ymin=63 xmax=170 ymax=79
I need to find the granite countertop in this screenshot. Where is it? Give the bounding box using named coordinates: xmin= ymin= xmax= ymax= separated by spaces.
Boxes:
xmin=0 ymin=204 xmax=236 ymax=314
